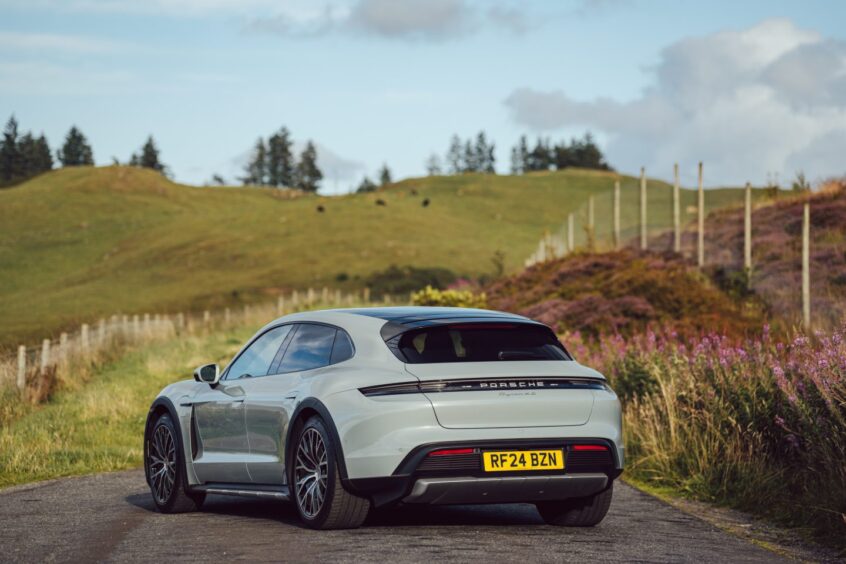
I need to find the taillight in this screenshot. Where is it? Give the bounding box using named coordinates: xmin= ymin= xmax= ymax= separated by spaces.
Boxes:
xmin=572 ymin=444 xmax=608 ymax=451
xmin=428 ymin=448 xmax=475 ymax=457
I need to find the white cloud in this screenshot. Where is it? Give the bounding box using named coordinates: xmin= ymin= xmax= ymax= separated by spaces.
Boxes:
xmin=503 ymin=18 xmax=846 ymax=185
xmin=247 ymin=0 xmax=536 ymax=42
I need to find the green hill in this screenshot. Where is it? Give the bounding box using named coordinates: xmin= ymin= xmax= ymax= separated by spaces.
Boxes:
xmin=0 ymin=166 xmax=754 ymax=346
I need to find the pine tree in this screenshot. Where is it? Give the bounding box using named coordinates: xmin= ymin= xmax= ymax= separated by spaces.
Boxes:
xmin=474 ymin=131 xmax=495 ymax=174
xmin=138 ymin=136 xmax=165 ymax=172
xmin=446 ymin=134 xmax=462 ymax=175
xmin=356 ymin=176 xmax=377 ymax=193
xmin=378 ymin=163 xmax=392 ymax=186
xmin=33 ymin=134 xmax=53 ymax=174
xmin=0 ymin=115 xmax=22 ymax=184
xmin=243 ymin=138 xmax=268 ymax=186
xmin=425 ymin=154 xmax=442 ymax=176
xmin=267 ymin=127 xmax=294 ymax=187
xmin=510 ymin=135 xmax=529 ymax=174
xmin=462 ymin=139 xmax=476 ymax=173
xmin=58 ymin=126 xmax=94 ymax=167
xmin=295 ymin=141 xmax=322 ymax=192
xmin=527 ymin=137 xmax=552 ymax=171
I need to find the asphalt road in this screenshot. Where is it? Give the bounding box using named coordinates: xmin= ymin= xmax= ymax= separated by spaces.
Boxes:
xmin=0 ymin=470 xmax=788 ymax=563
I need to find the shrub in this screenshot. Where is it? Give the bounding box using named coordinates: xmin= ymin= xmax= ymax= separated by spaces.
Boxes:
xmin=411 ymin=285 xmax=487 ymax=308
xmin=568 ymin=327 xmax=846 ymax=545
xmin=365 ymin=265 xmax=456 ymax=297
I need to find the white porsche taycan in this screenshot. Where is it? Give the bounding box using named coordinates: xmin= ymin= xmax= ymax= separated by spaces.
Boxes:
xmin=144 ymin=307 xmax=623 ymax=529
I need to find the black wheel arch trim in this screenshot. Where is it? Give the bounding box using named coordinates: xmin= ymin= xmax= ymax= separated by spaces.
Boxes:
xmin=144 ymin=397 xmax=188 ymax=490
xmin=284 ymin=398 xmax=349 ymax=485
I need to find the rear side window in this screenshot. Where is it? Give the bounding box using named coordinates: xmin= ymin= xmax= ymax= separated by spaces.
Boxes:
xmin=396 ymin=324 xmax=570 ymax=364
xmin=330 ymin=330 xmax=354 ymax=364
xmin=277 ymin=324 xmax=337 ymax=373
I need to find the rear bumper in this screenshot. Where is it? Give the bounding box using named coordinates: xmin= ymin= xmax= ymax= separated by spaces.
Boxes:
xmin=344 ymin=438 xmax=621 ymax=508
xmin=402 ymin=473 xmax=608 ymax=504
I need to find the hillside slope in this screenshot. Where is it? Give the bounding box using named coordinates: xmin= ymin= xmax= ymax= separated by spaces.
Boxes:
xmin=0 ymin=166 xmax=750 ymax=346
xmin=656 ymin=180 xmax=846 ymax=328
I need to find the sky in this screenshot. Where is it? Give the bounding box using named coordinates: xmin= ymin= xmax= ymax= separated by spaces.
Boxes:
xmin=1 ymin=0 xmax=845 ymax=193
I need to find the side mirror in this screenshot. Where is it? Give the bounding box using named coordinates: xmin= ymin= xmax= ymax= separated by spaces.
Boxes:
xmin=193 ymin=363 xmax=221 ymax=387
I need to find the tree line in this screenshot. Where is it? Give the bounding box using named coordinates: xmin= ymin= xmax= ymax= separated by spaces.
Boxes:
xmin=0 ymin=115 xmax=168 ymax=187
xmin=510 ymin=133 xmax=611 ymax=173
xmin=241 ymin=127 xmax=323 ymax=192
xmin=423 ymin=130 xmax=611 ymax=177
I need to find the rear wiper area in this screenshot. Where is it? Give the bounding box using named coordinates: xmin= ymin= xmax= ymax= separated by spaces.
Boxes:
xmin=497 ymin=350 xmax=548 ymax=360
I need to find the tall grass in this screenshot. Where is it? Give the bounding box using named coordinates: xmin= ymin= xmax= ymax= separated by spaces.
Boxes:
xmin=568 ymin=327 xmax=846 ymax=544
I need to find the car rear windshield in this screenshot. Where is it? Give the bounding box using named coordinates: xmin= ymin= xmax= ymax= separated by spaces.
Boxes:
xmin=395 ymin=323 xmax=571 ymax=363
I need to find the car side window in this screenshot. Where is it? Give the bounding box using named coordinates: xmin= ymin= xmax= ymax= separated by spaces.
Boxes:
xmin=330 ymin=330 xmax=354 ymax=364
xmin=225 ymin=325 xmax=293 ymax=380
xmin=277 ymin=324 xmax=336 ymax=374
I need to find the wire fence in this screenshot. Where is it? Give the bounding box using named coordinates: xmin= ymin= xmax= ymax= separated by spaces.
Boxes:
xmin=525 ymin=164 xmax=818 ymax=328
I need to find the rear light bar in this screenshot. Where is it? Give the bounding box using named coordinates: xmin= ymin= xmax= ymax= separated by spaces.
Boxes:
xmin=359 ymin=377 xmax=609 ymax=397
xmin=572 ymin=445 xmax=609 ymax=451
xmin=428 ymin=448 xmax=476 ymax=457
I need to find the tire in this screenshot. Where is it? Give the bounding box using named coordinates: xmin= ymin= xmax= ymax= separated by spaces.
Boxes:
xmin=145 ymin=413 xmax=205 ymax=513
xmin=535 ymin=483 xmax=613 ymax=526
xmin=291 ymin=416 xmax=370 ymax=530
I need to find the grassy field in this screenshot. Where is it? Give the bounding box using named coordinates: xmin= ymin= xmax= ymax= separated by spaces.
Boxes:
xmin=0 ymin=166 xmax=756 ymax=346
xmin=0 ymin=326 xmax=251 ymax=487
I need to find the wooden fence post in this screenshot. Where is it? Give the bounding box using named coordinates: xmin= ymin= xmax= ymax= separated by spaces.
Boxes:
xmin=81 ymin=323 xmax=90 ymax=351
xmin=17 ymin=345 xmax=25 ymax=390
xmin=307 ymin=288 xmax=315 ymax=306
xmin=321 ymin=287 xmax=329 ymax=304
xmin=176 ymin=312 xmax=184 ymax=331
xmin=143 ymin=313 xmax=150 ymax=335
xmin=40 ymin=339 xmax=50 ymax=374
xmin=802 ymin=202 xmax=810 ymax=329
xmin=697 ymin=161 xmax=705 ymax=267
xmin=98 ymin=319 xmax=106 ymax=344
xmin=744 ymin=182 xmax=752 ymax=274
xmin=60 ymin=332 xmax=68 ymax=362
xmin=587 ymin=195 xmax=595 ymax=251
xmin=613 ymin=180 xmax=621 ymax=250
xmin=640 ymin=167 xmax=647 ymax=250
xmin=203 ymin=310 xmax=210 ymax=326
xmin=277 ymin=296 xmax=285 ymax=316
xmin=335 ymin=289 xmax=342 ymax=304
xmin=567 ymin=212 xmax=575 ymax=253
xmin=292 ymin=290 xmax=300 ymax=307
xmin=363 ymin=287 xmax=371 ymax=303
xmin=224 ymin=307 xmax=231 ymax=324
xmin=673 ymin=163 xmax=681 ymax=253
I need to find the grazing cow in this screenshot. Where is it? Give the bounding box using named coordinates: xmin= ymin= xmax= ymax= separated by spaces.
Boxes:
xmin=422 ymin=198 xmax=430 ymax=207
xmin=316 ymin=205 xmax=325 ymax=213
xmin=410 ymin=188 xmax=418 ymax=196
xmin=376 ymin=199 xmax=387 ymax=206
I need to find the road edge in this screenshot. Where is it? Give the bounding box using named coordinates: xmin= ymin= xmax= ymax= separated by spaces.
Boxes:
xmin=621 ymin=476 xmax=842 ymax=563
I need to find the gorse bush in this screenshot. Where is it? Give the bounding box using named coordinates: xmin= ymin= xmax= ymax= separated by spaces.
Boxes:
xmin=411 ymin=285 xmax=487 ymax=308
xmin=567 ymin=327 xmax=846 ymax=544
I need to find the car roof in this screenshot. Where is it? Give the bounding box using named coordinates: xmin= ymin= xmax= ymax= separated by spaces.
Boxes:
xmin=337 ymin=306 xmax=532 ymax=324
xmin=261 ymin=307 xmax=543 ymax=343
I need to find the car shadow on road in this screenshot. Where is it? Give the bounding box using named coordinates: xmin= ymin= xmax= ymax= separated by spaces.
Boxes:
xmin=125 ymin=492 xmax=546 ymax=528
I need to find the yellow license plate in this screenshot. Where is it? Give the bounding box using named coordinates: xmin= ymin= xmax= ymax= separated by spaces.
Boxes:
xmin=482 ymin=450 xmax=564 ymax=472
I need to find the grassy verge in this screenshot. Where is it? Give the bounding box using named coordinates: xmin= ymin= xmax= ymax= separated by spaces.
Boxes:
xmin=0 ymin=327 xmax=251 ymax=487
xmin=570 ymin=328 xmax=846 ymax=548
